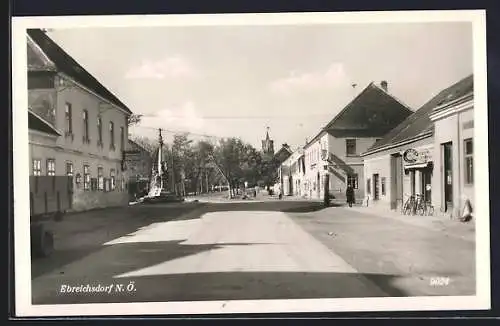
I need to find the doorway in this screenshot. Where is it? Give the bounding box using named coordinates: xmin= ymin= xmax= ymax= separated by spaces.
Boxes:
xmin=317 ymin=172 xmax=320 ymax=199
xmin=373 ymin=173 xmax=380 ymax=200
xmin=442 ymin=142 xmax=453 ymax=212
xmin=390 ymin=153 xmax=403 ymax=209
xmin=421 ymin=167 xmax=432 ymax=203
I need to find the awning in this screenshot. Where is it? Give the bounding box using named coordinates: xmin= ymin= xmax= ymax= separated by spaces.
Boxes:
xmin=404 ymin=162 xmax=432 ymax=170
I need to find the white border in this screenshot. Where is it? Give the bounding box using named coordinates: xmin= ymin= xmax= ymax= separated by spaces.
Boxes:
xmin=12 ymin=10 xmax=490 ymax=317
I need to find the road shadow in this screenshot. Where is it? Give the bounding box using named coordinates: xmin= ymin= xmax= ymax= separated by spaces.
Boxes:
xmin=197 ymin=201 xmax=339 ymax=215
xmin=33 ymin=270 xmax=414 ymax=305
xmin=31 ymin=200 xmax=336 ymax=278
xmin=33 ymin=240 xmax=267 ymax=283
xmin=31 ymin=203 xmax=205 ymax=278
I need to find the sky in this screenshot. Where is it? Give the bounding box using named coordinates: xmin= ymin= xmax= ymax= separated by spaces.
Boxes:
xmin=46 ymin=21 xmax=473 ymax=151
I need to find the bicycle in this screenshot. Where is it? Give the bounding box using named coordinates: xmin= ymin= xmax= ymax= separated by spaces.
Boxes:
xmin=413 ymin=194 xmax=435 ymax=216
xmin=415 ymin=194 xmax=426 ymax=216
xmin=402 ymin=194 xmax=416 ymax=215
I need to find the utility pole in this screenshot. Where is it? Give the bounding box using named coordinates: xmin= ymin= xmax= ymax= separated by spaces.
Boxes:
xmin=158 ymin=128 xmax=164 ymax=191
xmin=170 ymin=136 xmax=176 ymax=194
xmin=205 ymin=167 xmax=209 ymax=194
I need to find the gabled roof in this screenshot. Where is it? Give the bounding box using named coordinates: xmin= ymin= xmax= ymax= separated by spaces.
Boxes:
xmin=323 ymin=82 xmax=414 ymax=138
xmin=27 ymin=34 xmax=56 ymax=72
xmin=27 ymin=29 xmax=133 ymax=115
xmin=363 ymin=74 xmax=474 ymax=156
xmin=274 ymin=144 xmax=293 ymax=163
xmin=28 ymin=109 xmax=61 ymax=136
xmin=127 ymin=139 xmax=150 ymax=153
xmin=275 ymin=144 xmax=293 ymax=156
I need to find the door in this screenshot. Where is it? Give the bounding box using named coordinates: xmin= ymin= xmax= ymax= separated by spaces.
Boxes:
xmin=317 ymin=172 xmax=320 ymax=199
xmin=442 ymin=142 xmax=453 ymax=211
xmin=422 ymin=168 xmax=432 ymax=203
xmin=373 ymin=174 xmax=380 ymax=200
xmin=324 ymin=174 xmax=330 ymax=199
xmin=390 ymin=153 xmax=403 ymax=209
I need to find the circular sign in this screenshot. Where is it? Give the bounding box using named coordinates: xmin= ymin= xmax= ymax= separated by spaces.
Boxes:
xmin=403 ymin=149 xmax=419 ymax=163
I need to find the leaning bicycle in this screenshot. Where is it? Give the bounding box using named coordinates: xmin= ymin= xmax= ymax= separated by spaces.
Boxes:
xmin=402 ymin=194 xmax=416 ymax=215
xmin=414 ymin=194 xmax=435 ymax=216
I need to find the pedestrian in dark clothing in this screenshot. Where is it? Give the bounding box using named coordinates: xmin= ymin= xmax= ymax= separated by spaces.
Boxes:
xmin=346 ymin=185 xmax=355 ymax=207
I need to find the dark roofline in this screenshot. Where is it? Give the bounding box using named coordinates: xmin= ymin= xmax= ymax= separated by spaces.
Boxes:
xmin=27 ymin=29 xmax=133 ymax=115
xmin=28 ymin=109 xmax=62 ymax=136
xmin=303 ymin=82 xmax=413 ymax=149
xmin=372 ymin=83 xmax=414 ymax=113
xmin=362 ymin=74 xmax=473 ymax=156
xmin=323 ymin=82 xmax=374 ymax=131
xmin=275 ymin=145 xmax=293 ymax=156
xmin=360 ymin=130 xmax=433 ymax=157
xmin=323 ymin=82 xmax=413 ymax=131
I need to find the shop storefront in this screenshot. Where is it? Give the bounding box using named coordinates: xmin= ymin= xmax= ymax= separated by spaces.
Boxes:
xmin=429 ymin=85 xmax=474 ymax=219
xmin=362 ymin=138 xmax=434 ymax=212
xmin=402 ymin=147 xmax=433 ymax=205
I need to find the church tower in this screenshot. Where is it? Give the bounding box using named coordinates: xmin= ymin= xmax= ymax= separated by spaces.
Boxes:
xmin=261 ymin=127 xmax=275 ymax=157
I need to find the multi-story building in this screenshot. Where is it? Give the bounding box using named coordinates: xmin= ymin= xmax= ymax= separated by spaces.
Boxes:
xmin=429 ymin=75 xmax=474 ymax=219
xmin=279 ymin=148 xmax=305 ymax=197
xmin=361 ymin=75 xmax=473 ymax=215
xmin=27 ymin=29 xmax=134 ymax=211
xmin=303 ymin=81 xmax=413 ymax=202
xmin=273 ymin=143 xmax=293 ymax=193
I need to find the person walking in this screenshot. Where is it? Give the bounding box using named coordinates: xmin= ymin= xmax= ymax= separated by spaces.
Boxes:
xmin=346 ymin=185 xmax=355 ymax=207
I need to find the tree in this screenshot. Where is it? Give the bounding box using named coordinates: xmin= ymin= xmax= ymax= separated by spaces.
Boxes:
xmin=127 ymin=114 xmax=143 ymax=127
xmin=170 ymin=133 xmax=193 ymax=195
xmin=130 ymin=135 xmax=158 ymax=159
xmin=210 ymin=137 xmax=266 ymax=198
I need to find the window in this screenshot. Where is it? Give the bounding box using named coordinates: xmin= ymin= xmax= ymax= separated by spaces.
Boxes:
xmin=46 ymin=159 xmax=55 ymax=176
xmin=366 ymin=178 xmax=371 ymax=194
xmin=110 ymin=169 xmax=116 ymax=190
xmin=120 ymin=126 xmax=125 ymax=152
xmin=347 ymin=174 xmax=358 ymax=189
xmin=97 ymin=116 xmax=103 ymax=146
xmin=464 ymin=138 xmax=473 ymax=184
xmin=381 ymin=177 xmax=386 ymax=196
xmin=346 ymin=139 xmax=357 ymax=156
xmin=66 ymin=162 xmax=73 ymax=176
xmin=65 ymin=103 xmax=72 ymax=134
xmin=109 ymin=121 xmax=115 ymax=150
xmin=33 ymin=159 xmax=41 ymax=176
xmin=98 ymin=167 xmax=104 ymax=190
xmin=83 ymin=165 xmax=90 ymax=190
xmin=82 ymin=110 xmax=89 ymax=142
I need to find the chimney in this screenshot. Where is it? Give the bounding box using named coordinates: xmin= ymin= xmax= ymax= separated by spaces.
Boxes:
xmin=380 ymin=80 xmax=388 ymax=92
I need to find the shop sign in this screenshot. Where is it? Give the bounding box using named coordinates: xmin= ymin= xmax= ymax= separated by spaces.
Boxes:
xmin=403 ymin=148 xmax=432 ymax=167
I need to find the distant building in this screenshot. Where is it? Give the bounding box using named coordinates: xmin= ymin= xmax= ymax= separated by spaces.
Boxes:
xmin=27 ymin=29 xmax=133 ymax=211
xmin=125 ymin=139 xmax=153 ymax=199
xmin=261 ymin=127 xmax=275 ymax=158
xmin=274 ymin=143 xmax=293 ymax=164
xmin=273 ymin=143 xmax=294 ymax=193
xmin=303 ymin=81 xmax=413 ymax=201
xmin=279 ymin=148 xmax=305 ymax=196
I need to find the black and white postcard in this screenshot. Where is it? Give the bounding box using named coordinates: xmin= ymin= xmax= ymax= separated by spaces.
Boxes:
xmin=12 ymin=10 xmax=490 ymax=317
